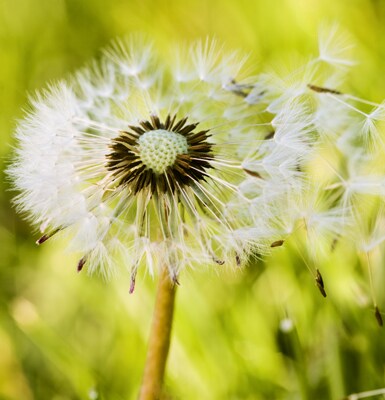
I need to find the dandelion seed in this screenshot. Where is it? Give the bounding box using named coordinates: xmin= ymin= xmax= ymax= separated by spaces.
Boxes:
xmin=315 ymin=269 xmax=327 ymax=298
xmin=77 ymin=256 xmax=87 ymax=273
xmin=270 ymin=240 xmax=284 ymax=248
xmin=307 ymin=83 xmax=342 ymax=95
xmin=317 ymin=23 xmax=355 ymax=68
xmin=374 ymin=306 xmax=383 ymax=327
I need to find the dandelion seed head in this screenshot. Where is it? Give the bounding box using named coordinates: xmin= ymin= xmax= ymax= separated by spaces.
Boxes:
xmin=10 ymin=36 xmax=289 ymax=280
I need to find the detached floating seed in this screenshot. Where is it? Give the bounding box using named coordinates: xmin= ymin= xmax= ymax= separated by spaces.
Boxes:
xmin=375 ymin=306 xmax=383 ymax=327
xmin=315 ymin=269 xmax=327 ymax=298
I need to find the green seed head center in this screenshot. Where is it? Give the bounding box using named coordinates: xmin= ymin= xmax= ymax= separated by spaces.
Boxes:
xmin=138 ymin=129 xmax=188 ymax=174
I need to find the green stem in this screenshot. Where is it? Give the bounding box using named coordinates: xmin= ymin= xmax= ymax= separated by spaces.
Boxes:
xmin=138 ymin=268 xmax=177 ymax=400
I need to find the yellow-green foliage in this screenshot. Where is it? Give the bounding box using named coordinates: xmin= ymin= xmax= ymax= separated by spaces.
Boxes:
xmin=2 ymin=1 xmax=385 ymax=399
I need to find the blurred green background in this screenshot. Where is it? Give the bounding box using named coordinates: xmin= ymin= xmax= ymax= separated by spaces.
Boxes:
xmin=2 ymin=0 xmax=385 ymax=399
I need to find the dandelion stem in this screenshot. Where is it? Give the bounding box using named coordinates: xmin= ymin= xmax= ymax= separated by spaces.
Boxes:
xmin=139 ymin=267 xmax=177 ymax=400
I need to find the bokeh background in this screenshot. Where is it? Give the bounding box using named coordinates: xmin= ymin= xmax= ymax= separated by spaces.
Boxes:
xmin=2 ymin=0 xmax=385 ymax=399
